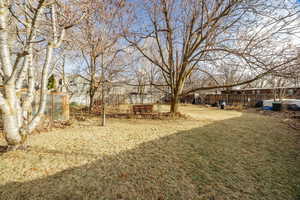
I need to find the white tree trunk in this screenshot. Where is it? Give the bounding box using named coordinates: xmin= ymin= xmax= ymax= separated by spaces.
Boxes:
xmin=2 ymin=113 xmax=21 ymax=145
xmin=28 ymin=45 xmax=53 ymax=132
xmin=0 ymin=2 xmax=66 ymax=147
xmin=0 ymin=4 xmax=22 ymax=145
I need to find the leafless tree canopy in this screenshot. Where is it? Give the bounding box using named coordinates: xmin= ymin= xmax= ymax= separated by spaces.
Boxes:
xmin=0 ymin=0 xmax=84 ymax=147
xmin=124 ymin=0 xmax=300 ymax=112
xmin=0 ymin=0 xmax=300 ymax=147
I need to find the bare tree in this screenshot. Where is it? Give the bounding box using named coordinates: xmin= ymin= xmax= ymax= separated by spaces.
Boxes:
xmin=124 ymin=0 xmax=299 ymax=113
xmin=72 ymin=0 xmax=128 ymax=125
xmin=0 ymin=0 xmax=82 ymax=148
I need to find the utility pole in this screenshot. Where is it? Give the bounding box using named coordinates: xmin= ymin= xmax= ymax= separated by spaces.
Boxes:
xmin=101 ymin=52 xmax=106 ymax=126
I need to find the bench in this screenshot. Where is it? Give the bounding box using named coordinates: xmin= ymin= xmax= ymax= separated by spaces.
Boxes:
xmin=132 ymin=104 xmax=154 ymax=114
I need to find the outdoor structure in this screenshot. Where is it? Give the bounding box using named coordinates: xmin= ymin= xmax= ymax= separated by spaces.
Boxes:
xmin=180 ymin=93 xmax=201 ymax=104
xmin=67 ymin=75 xmax=90 ymax=105
xmin=204 ymin=87 xmax=300 ymax=107
xmin=126 ymin=91 xmax=163 ymax=104
xmin=43 ymin=92 xmax=70 ymax=121
xmin=68 ymin=76 xmax=168 ymax=106
xmin=0 ymin=83 xmax=70 ymax=125
xmin=0 ymin=91 xmax=69 ymax=130
xmin=221 ymin=87 xmax=300 ymax=96
xmin=132 ymin=104 xmax=154 ymax=114
xmin=179 ymin=89 xmax=221 ymax=104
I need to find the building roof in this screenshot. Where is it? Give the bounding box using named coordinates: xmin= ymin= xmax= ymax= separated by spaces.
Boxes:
xmin=223 ymin=87 xmax=300 ymax=91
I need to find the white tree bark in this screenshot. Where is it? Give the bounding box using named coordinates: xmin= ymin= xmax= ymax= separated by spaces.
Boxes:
xmin=28 ymin=45 xmax=53 ymax=132
xmin=0 ymin=1 xmax=67 ymax=147
xmin=0 ymin=2 xmax=21 ymax=144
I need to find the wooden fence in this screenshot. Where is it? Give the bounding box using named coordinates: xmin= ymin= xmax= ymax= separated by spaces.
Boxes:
xmin=204 ymin=94 xmax=300 ymax=107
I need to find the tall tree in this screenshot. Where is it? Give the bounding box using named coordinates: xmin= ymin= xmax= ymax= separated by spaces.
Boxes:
xmin=0 ymin=0 xmax=82 ymax=148
xmin=125 ymin=0 xmax=299 ymax=113
xmin=73 ymin=0 xmax=128 ymax=125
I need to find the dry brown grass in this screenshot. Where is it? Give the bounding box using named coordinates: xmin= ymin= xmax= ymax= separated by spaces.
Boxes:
xmin=0 ymin=105 xmax=299 ymax=200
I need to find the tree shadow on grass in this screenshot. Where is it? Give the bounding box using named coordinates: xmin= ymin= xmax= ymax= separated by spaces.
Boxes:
xmin=0 ymin=114 xmax=299 ymax=200
xmin=0 ymin=145 xmax=8 ymax=153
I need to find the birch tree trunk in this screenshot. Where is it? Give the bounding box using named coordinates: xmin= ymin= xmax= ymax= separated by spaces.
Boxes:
xmin=0 ymin=1 xmax=69 ymax=148
xmin=0 ymin=2 xmax=22 ymax=145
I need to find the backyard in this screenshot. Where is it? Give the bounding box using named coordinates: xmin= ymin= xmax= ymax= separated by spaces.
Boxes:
xmin=0 ymin=105 xmax=299 ymax=200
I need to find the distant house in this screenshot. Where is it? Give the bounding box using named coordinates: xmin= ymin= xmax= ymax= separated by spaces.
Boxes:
xmin=221 ymin=87 xmax=300 ymax=96
xmin=67 ymin=75 xmax=90 ymax=105
xmin=126 ymin=91 xmax=164 ymax=104
xmin=180 ymin=89 xmax=223 ymax=104
xmin=120 ymin=84 xmax=166 ymax=104
xmin=64 ymin=76 xmax=168 ymax=106
xmin=204 ymin=87 xmax=300 ymax=106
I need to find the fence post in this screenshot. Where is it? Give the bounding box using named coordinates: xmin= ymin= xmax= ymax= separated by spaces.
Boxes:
xmin=51 ymin=93 xmax=54 ymax=128
xmin=64 ymin=94 xmax=70 ymax=120
xmin=226 ymin=94 xmax=229 ymax=105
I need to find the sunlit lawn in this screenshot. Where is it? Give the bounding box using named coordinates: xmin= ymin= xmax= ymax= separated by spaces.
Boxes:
xmin=0 ymin=105 xmax=299 ymax=200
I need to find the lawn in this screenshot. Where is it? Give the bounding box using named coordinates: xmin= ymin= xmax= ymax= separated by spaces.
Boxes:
xmin=0 ymin=105 xmax=299 ymax=200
